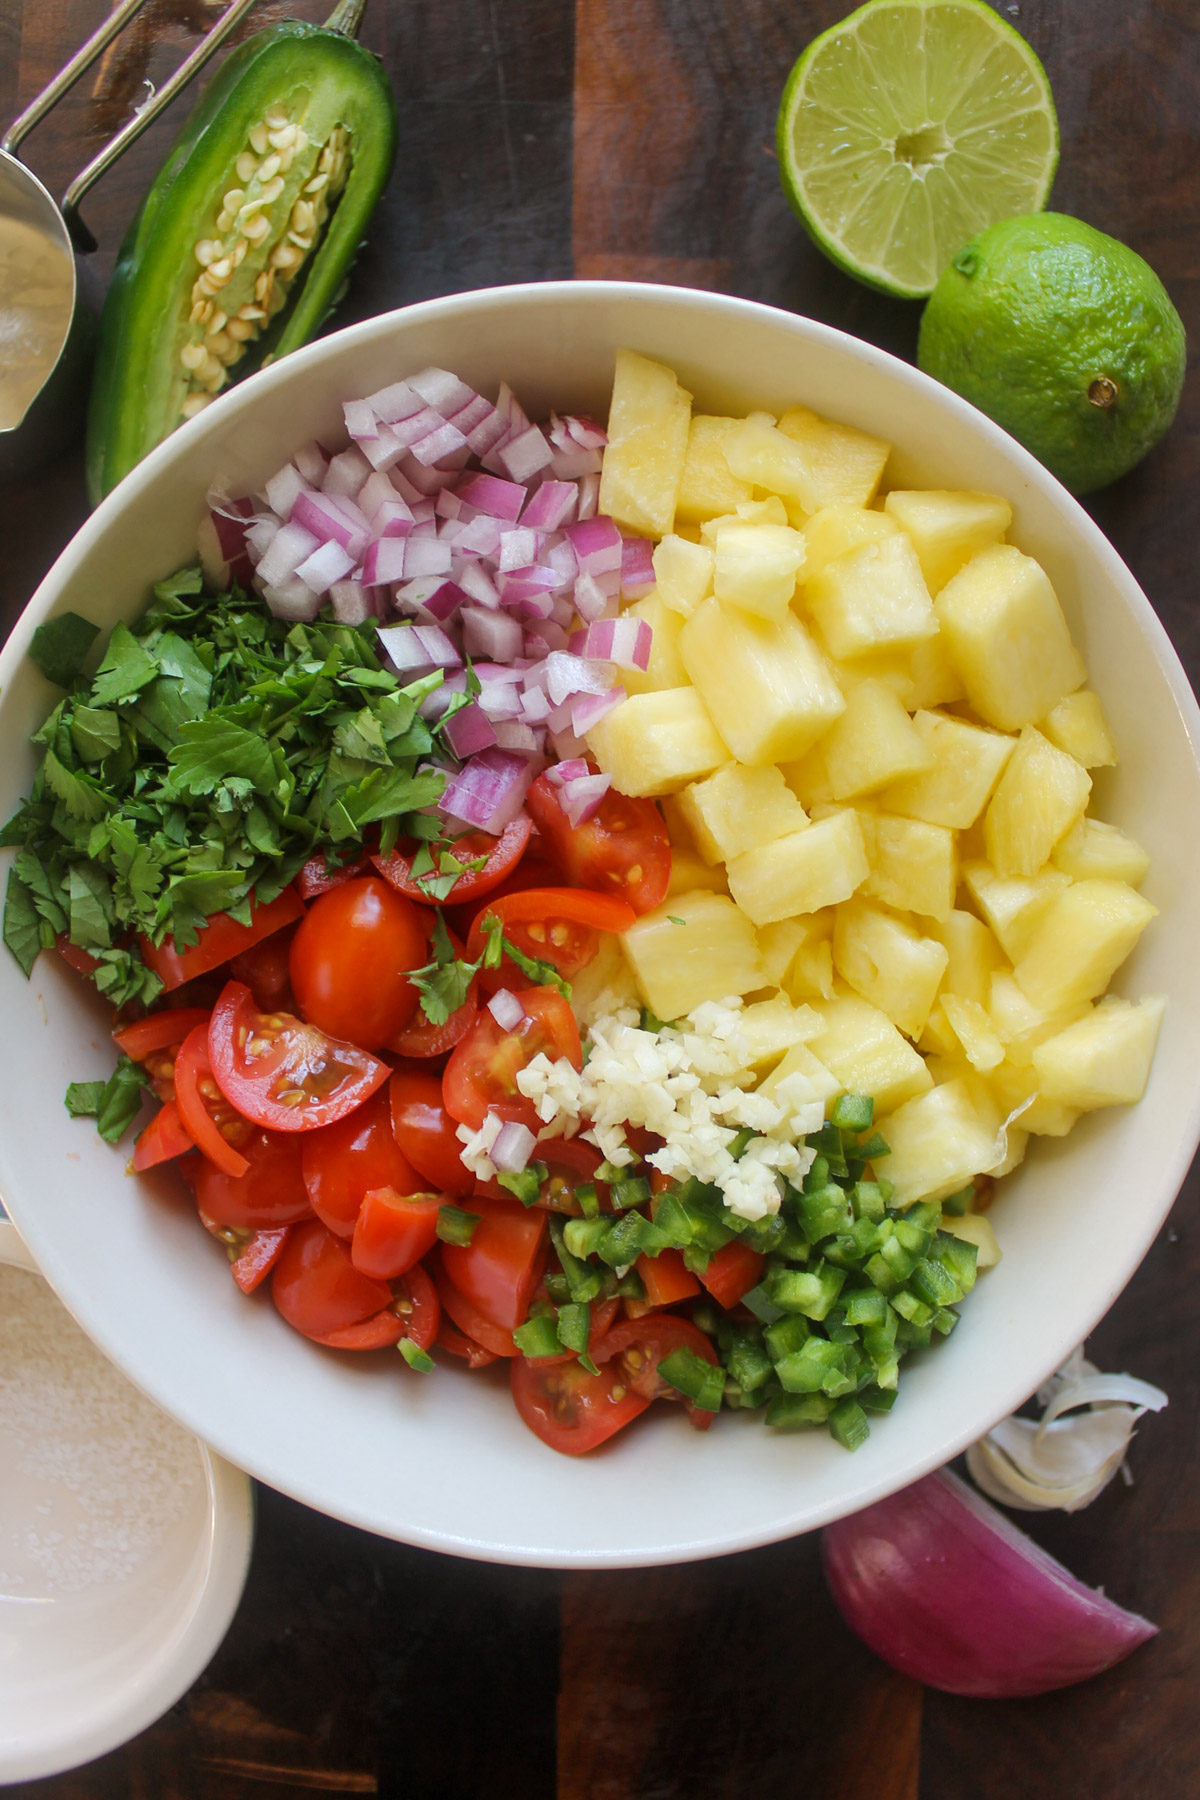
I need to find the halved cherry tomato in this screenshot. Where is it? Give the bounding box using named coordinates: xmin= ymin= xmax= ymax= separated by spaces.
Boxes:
xmin=208 ymin=981 xmax=390 ymax=1133
xmin=301 ymin=1086 xmax=420 ymax=1237
xmin=373 ymin=814 xmax=533 ymax=907
xmin=443 ymin=856 xmax=561 ymax=942
xmin=510 ymin=1356 xmax=650 ymax=1455
xmin=526 ymin=772 xmax=671 ymax=914
xmin=636 ymin=1247 xmax=701 ymax=1310
xmin=351 ymin=1187 xmax=441 ymax=1280
xmin=132 ymin=1099 xmax=195 ymax=1171
xmin=436 ymin=1316 xmax=499 ymax=1369
xmin=314 ymin=1311 xmax=407 ymax=1350
xmin=394 ymin=1262 xmax=440 ymax=1353
xmin=594 ymin=1313 xmax=721 ymax=1431
xmin=473 ymin=1136 xmax=611 ymax=1215
xmin=442 ymin=987 xmax=582 ymax=1131
xmin=193 ymin=1126 xmax=312 ymax=1229
xmin=56 ymin=933 xmax=101 ymax=977
xmin=699 ymin=1239 xmax=765 ymax=1311
xmin=113 ymin=1007 xmax=211 ymax=1062
xmin=140 ymin=886 xmax=305 ymax=991
xmin=390 ymin=1071 xmax=473 ymax=1196
xmin=435 ymin=1266 xmax=521 ymax=1358
xmin=465 ymin=887 xmax=636 ymax=989
xmin=386 ymin=926 xmax=479 ymax=1059
xmin=229 ymin=923 xmax=298 ymax=1012
xmin=440 ymin=1198 xmax=549 ymax=1333
xmin=296 ymin=849 xmax=372 ymax=901
xmin=289 ymin=877 xmax=428 ymax=1051
xmin=175 ymin=1024 xmax=251 ymax=1178
xmin=272 ymin=1218 xmax=397 ymax=1343
xmin=230 ymin=1225 xmax=292 ymax=1294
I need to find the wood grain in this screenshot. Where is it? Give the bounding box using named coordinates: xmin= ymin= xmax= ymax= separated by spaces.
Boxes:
xmin=2 ymin=2 xmax=1199 ymax=1796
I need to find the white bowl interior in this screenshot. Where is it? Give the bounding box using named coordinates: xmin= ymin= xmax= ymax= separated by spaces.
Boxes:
xmin=1 ymin=283 xmax=1197 ymax=1568
xmin=0 ymin=1224 xmax=253 ymax=1782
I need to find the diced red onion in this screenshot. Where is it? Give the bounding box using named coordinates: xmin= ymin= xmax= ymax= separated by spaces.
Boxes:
xmin=403 ymin=538 xmax=454 ymax=580
xmin=418 ymin=579 xmax=468 ymax=624
xmin=361 ymin=538 xmax=409 ymax=587
xmin=398 ymin=450 xmax=463 ymax=495
xmin=454 ymin=471 xmax=527 ymax=523
xmin=549 ymin=443 xmax=603 ymax=480
xmin=256 ymin=519 xmax=320 ymax=588
xmin=295 ymin=538 xmax=356 ymax=595
xmin=465 ymin=405 xmax=510 ymax=458
xmin=577 ymin=472 xmax=600 ymax=520
xmin=462 ymin=606 xmax=524 ymax=663
xmin=323 ymin=445 xmax=372 ymax=500
xmin=498 ymin=424 xmax=555 ymax=485
xmin=409 ymin=418 xmax=470 ymax=469
xmin=498 ymin=527 xmax=542 ymax=572
xmin=573 ymin=571 xmax=609 ymax=623
xmin=244 ymin=517 xmax=280 ymax=562
xmin=446 ymin=393 xmax=495 ymax=440
xmin=443 ymin=701 xmax=499 ymax=760
xmin=377 ymin=622 xmax=462 ymax=678
xmin=493 ymin=719 xmax=543 ymax=753
xmin=577 ymin=616 xmax=653 ymax=672
xmin=558 ymin=771 xmax=611 ymax=828
xmin=454 ymin=515 xmax=506 ymax=560
xmin=409 ymin=366 xmax=477 ymax=416
xmin=550 ymin=412 xmax=607 ymax=452
xmin=621 ymin=537 xmax=656 ymax=597
xmin=487 ymin=990 xmax=526 ymax=1032
xmin=441 ymin=746 xmax=536 ymax=833
xmin=538 ymin=651 xmax=614 ymax=705
xmin=519 ymin=685 xmax=552 ymax=725
xmin=364 ymin=380 xmax=423 ymax=424
xmin=566 ymin=514 xmax=623 ymax=576
xmin=457 ymin=561 xmax=502 ymax=611
xmin=490 ymin=1119 xmax=537 ymax=1174
xmin=291 ymin=489 xmax=368 ymax=559
xmin=200 ymin=492 xmax=255 ymax=587
xmin=263 ymin=462 xmax=308 ymax=521
xmin=418 ymin=671 xmax=468 ymax=721
xmin=260 ymin=578 xmax=323 ymax=622
xmin=328 ymin=580 xmax=381 ymax=625
xmin=292 ymin=440 xmax=329 ymax=484
xmin=822 ymin=1468 xmax=1158 ymax=1699
xmin=520 ymin=480 xmax=578 ymax=531
xmin=360 ymin=470 xmax=412 ymax=523
xmin=524 ymin=620 xmax=570 ymax=656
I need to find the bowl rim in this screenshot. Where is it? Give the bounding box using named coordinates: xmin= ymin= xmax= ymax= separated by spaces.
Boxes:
xmin=0 ymin=1224 xmax=254 ymax=1782
xmin=2 ymin=279 xmax=1198 ymax=1568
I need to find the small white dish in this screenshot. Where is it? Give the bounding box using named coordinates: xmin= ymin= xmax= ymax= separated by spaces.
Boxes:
xmin=0 ymin=282 xmax=1197 ymax=1568
xmin=0 ymin=1219 xmax=253 ymax=1784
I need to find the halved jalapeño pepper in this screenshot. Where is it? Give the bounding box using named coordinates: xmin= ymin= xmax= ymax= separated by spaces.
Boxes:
xmin=86 ymin=0 xmax=396 ymax=501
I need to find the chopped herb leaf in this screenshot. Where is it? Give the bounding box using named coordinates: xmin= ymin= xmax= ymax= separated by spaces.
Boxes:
xmin=28 ymin=612 xmax=101 ymax=688
xmin=64 ymin=1053 xmax=148 ymax=1144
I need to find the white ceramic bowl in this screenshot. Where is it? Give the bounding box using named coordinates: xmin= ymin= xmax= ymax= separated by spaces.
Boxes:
xmin=0 ymin=1219 xmax=253 ymax=1783
xmin=1 ymin=282 xmax=1197 ymax=1569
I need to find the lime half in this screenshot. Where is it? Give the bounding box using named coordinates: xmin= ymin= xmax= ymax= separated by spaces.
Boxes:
xmin=777 ymin=0 xmax=1059 ymax=299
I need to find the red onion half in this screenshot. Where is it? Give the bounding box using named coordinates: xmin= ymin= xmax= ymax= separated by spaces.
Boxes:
xmin=822 ymin=1468 xmax=1157 ymax=1698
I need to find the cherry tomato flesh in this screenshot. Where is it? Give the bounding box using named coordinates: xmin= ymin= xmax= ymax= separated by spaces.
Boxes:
xmin=373 ymin=813 xmax=532 ymax=907
xmin=208 ymin=981 xmax=390 ymax=1133
xmin=442 ymin=987 xmax=581 ymax=1132
xmin=301 ymin=1085 xmax=421 ymax=1237
xmin=510 ymin=1356 xmax=650 ymax=1455
xmin=272 ymin=1218 xmax=395 ymax=1342
xmin=351 ymin=1187 xmax=441 ymax=1280
xmin=440 ymin=1198 xmax=548 ymax=1333
xmin=390 ymin=1071 xmax=474 ymax=1196
xmin=192 ymin=1126 xmax=313 ymax=1229
xmin=140 ymin=886 xmax=305 ymax=991
xmin=526 ymin=772 xmax=671 ymax=914
xmin=289 ymin=877 xmax=428 ymax=1050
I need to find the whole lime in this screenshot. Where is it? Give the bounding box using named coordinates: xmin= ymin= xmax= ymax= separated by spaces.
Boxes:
xmin=917 ymin=213 xmax=1187 ymax=494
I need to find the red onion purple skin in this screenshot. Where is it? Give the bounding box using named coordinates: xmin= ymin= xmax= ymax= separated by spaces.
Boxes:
xmin=822 ymin=1469 xmax=1157 ymax=1699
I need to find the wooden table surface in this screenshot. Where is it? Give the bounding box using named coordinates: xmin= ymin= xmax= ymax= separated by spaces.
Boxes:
xmin=2 ymin=2 xmax=1197 ymax=1795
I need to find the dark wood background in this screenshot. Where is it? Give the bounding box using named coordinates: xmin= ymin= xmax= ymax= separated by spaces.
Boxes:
xmin=2 ymin=2 xmax=1197 ymax=1795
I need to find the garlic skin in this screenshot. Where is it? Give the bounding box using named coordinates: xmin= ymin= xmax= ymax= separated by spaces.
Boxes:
xmin=966 ymin=1347 xmax=1168 ymax=1514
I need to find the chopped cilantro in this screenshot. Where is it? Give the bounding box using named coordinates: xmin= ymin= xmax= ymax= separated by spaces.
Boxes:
xmin=64 ymin=1053 xmax=148 ymax=1144
xmin=28 ymin=612 xmax=101 ymax=688
xmin=408 ymin=909 xmax=572 ymax=1027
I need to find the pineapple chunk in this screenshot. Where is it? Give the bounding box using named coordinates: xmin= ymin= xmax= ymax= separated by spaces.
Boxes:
xmin=1039 ymin=688 xmax=1117 ymax=768
xmin=737 ymin=995 xmax=825 ymax=1070
xmin=620 ymin=890 xmax=764 ymax=1019
xmin=1032 ymin=995 xmax=1165 ymax=1109
xmin=727 ymin=810 xmax=868 ymax=925
xmin=724 ymin=412 xmax=819 ymax=512
xmin=598 ymin=349 xmax=692 ymax=538
xmin=775 ymin=405 xmax=890 ymax=508
xmin=963 ymin=862 xmax=1073 ymax=963
xmin=934 ymin=544 xmax=1086 ymax=730
xmin=877 ymin=1080 xmax=1002 ymax=1207
xmin=651 ymin=534 xmax=715 ymax=619
xmin=822 ymin=679 xmax=934 ymax=800
xmin=1053 ymin=817 xmax=1150 ymax=886
xmin=674 ymin=415 xmax=754 ymax=526
xmin=832 ymin=899 xmax=949 ymax=1039
xmin=680 ymin=762 xmax=808 ymax=864
xmin=986 ymin=1059 xmax=1080 ymax=1137
xmin=758 ymin=912 xmax=829 ymax=986
xmin=712 ymin=517 xmax=807 ymax=620
xmin=809 ymin=994 xmax=933 ymax=1114
xmin=941 ymin=1212 xmax=1002 ymax=1268
xmin=665 ymin=847 xmax=730 ymax=899
xmin=758 ymin=1041 xmax=842 ymax=1110
xmin=865 ymin=813 xmax=957 ymax=921
xmin=883 ymin=489 xmax=1012 ymax=594
xmin=621 ymin=593 xmax=690 ymax=695
xmin=587 ymin=688 xmax=728 ymax=797
xmin=940 ymin=995 xmax=1006 ymax=1072
xmin=907 ymin=631 xmax=967 ymax=709
xmin=879 ymin=709 xmax=1015 ymax=829
xmin=801 ymin=504 xmax=900 ymax=580
xmin=699 ymin=496 xmax=791 ymax=537
xmin=984 ymin=726 xmax=1091 ymax=877
xmin=1013 ymin=880 xmax=1158 ymax=1013
xmin=679 ymin=597 xmax=845 ymax=764
xmin=934 ymin=910 xmax=1006 ymax=1006
xmin=833 ymin=649 xmax=915 ymax=707
xmin=569 ymin=932 xmax=642 ymax=1026
xmin=787 ymin=936 xmax=836 ymax=1001
xmin=804 ymin=533 xmax=937 ymax=661
xmin=918 ymin=1000 xmax=962 ymax=1060
xmin=986 ymin=971 xmax=1090 ymax=1069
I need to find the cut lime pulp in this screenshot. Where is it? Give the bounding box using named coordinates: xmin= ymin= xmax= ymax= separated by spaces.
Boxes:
xmin=776 ymin=0 xmax=1059 ymax=299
